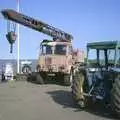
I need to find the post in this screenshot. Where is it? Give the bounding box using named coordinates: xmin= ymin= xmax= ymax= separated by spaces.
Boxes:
xmin=17 ymin=0 xmax=20 ymax=73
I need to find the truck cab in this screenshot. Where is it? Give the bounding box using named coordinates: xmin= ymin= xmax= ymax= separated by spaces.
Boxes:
xmin=37 ymin=40 xmax=73 ymax=74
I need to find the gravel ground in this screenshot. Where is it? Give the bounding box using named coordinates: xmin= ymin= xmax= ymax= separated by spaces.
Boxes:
xmin=0 ymin=81 xmax=118 ymax=120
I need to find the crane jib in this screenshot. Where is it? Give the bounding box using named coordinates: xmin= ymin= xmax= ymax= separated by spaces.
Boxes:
xmin=1 ymin=9 xmax=73 ymax=41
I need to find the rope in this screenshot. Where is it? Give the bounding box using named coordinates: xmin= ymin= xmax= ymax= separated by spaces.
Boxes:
xmin=7 ymin=20 xmax=16 ymax=33
xmin=7 ymin=20 xmax=10 ymax=33
xmin=13 ymin=22 xmax=16 ymax=32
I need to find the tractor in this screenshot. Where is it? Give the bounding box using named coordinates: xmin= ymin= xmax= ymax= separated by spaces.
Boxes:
xmin=72 ymin=40 xmax=120 ymax=116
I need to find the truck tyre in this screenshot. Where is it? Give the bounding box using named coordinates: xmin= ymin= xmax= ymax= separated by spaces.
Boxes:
xmin=111 ymin=75 xmax=120 ymax=116
xmin=29 ymin=72 xmax=36 ymax=82
xmin=35 ymin=73 xmax=44 ymax=84
xmin=63 ymin=74 xmax=71 ymax=86
xmin=22 ymin=65 xmax=31 ymax=74
xmin=72 ymin=71 xmax=85 ymax=108
xmin=29 ymin=72 xmax=44 ymax=84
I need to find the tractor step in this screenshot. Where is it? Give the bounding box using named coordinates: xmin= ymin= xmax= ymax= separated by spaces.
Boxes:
xmin=83 ymin=92 xmax=103 ymax=100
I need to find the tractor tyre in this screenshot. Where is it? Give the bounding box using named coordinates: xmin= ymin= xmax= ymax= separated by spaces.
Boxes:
xmin=72 ymin=71 xmax=86 ymax=108
xmin=111 ymin=75 xmax=120 ymax=116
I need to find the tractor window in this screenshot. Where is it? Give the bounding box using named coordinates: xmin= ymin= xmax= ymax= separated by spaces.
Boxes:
xmin=55 ymin=45 xmax=66 ymax=55
xmin=116 ymin=49 xmax=120 ymax=65
xmin=99 ymin=50 xmax=105 ymax=66
xmin=118 ymin=49 xmax=120 ymax=64
xmin=107 ymin=49 xmax=115 ymax=65
xmin=88 ymin=49 xmax=97 ymax=65
xmin=88 ymin=49 xmax=105 ymax=66
xmin=41 ymin=45 xmax=52 ymax=55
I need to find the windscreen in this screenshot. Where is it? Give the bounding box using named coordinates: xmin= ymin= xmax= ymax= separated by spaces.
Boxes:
xmin=87 ymin=49 xmax=97 ymax=64
xmin=54 ymin=45 xmax=66 ymax=55
xmin=87 ymin=48 xmax=120 ymax=67
xmin=41 ymin=45 xmax=52 ymax=55
xmin=107 ymin=49 xmax=120 ymax=65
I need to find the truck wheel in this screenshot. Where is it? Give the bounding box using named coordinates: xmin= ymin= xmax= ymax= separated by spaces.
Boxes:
xmin=35 ymin=73 xmax=44 ymax=84
xmin=72 ymin=71 xmax=86 ymax=108
xmin=29 ymin=72 xmax=44 ymax=84
xmin=111 ymin=75 xmax=120 ymax=116
xmin=22 ymin=65 xmax=31 ymax=74
xmin=63 ymin=74 xmax=71 ymax=86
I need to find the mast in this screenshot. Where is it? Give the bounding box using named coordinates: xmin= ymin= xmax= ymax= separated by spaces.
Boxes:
xmin=17 ymin=0 xmax=20 ymax=73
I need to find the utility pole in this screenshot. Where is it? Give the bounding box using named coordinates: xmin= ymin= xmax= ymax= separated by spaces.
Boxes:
xmin=17 ymin=0 xmax=20 ymax=73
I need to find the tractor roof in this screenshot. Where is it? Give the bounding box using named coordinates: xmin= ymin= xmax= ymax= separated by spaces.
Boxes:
xmin=87 ymin=40 xmax=120 ymax=49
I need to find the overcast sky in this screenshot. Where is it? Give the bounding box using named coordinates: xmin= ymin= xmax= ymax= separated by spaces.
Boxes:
xmin=0 ymin=0 xmax=120 ymax=59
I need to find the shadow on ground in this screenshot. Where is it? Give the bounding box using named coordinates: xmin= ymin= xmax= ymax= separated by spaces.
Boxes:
xmin=47 ymin=90 xmax=119 ymax=120
xmin=47 ymin=90 xmax=75 ymax=109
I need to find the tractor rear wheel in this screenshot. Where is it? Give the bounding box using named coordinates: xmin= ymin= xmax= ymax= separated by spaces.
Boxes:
xmin=72 ymin=71 xmax=86 ymax=108
xmin=111 ymin=75 xmax=120 ymax=116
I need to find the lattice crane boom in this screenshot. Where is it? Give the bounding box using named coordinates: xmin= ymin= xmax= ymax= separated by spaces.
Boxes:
xmin=1 ymin=9 xmax=73 ymax=41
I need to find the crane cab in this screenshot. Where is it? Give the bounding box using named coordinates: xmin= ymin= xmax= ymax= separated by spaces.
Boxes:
xmin=37 ymin=39 xmax=73 ymax=74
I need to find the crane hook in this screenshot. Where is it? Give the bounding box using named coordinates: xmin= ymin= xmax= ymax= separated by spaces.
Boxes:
xmin=6 ymin=31 xmax=17 ymax=53
xmin=6 ymin=20 xmax=17 ymax=53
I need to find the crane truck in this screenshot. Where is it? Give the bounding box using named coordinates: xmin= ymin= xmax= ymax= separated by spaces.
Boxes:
xmin=1 ymin=9 xmax=84 ymax=85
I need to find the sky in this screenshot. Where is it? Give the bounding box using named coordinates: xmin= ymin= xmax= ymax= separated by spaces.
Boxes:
xmin=0 ymin=0 xmax=120 ymax=59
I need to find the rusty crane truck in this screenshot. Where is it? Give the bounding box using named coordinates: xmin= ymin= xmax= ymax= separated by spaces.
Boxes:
xmin=1 ymin=9 xmax=84 ymax=85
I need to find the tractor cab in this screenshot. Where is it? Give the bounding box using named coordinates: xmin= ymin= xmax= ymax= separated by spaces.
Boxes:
xmin=86 ymin=41 xmax=120 ymax=90
xmin=86 ymin=41 xmax=120 ymax=71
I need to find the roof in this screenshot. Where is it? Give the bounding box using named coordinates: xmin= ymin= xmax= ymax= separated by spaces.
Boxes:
xmin=87 ymin=40 xmax=120 ymax=49
xmin=41 ymin=39 xmax=71 ymax=46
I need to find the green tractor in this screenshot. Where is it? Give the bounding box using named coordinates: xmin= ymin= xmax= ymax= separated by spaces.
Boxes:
xmin=72 ymin=40 xmax=120 ymax=116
